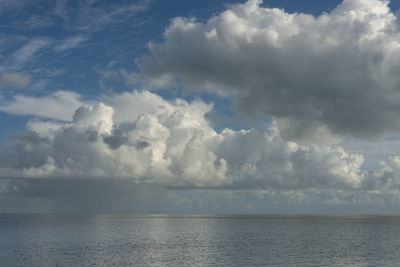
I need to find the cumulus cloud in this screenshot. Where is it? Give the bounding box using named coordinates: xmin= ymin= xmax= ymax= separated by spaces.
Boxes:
xmin=0 ymin=72 xmax=31 ymax=88
xmin=138 ymin=0 xmax=400 ymax=141
xmin=0 ymin=90 xmax=83 ymax=121
xmin=0 ymin=90 xmax=370 ymax=191
xmin=365 ymin=156 xmax=400 ymax=191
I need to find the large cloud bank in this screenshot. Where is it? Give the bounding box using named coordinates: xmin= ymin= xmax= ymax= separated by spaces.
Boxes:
xmin=1 ymin=90 xmax=400 ymax=193
xmin=139 ymin=0 xmax=400 ymax=141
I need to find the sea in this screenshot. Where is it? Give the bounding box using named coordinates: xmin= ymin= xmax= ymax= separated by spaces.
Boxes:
xmin=1 ymin=214 xmax=400 ymax=266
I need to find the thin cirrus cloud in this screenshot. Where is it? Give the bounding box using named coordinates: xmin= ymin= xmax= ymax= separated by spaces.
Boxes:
xmin=10 ymin=37 xmax=52 ymax=68
xmin=54 ymin=0 xmax=153 ymax=33
xmin=53 ymin=35 xmax=87 ymax=52
xmin=137 ymin=0 xmax=400 ymax=142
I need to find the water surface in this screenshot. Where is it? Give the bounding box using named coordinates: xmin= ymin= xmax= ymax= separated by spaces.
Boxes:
xmin=1 ymin=214 xmax=400 ymax=266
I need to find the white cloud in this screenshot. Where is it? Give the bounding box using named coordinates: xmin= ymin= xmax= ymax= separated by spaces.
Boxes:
xmin=0 ymin=90 xmax=83 ymax=121
xmin=0 ymin=72 xmax=31 ymax=88
xmin=365 ymin=156 xmax=400 ymax=191
xmin=55 ymin=0 xmax=153 ymax=33
xmin=11 ymin=37 xmax=52 ymax=67
xmin=103 ymin=90 xmax=172 ymax=123
xmin=138 ymin=0 xmax=400 ymax=141
xmin=341 ymin=136 xmax=400 ymax=167
xmin=54 ymin=35 xmax=87 ymax=52
xmin=0 ymin=90 xmax=368 ymax=192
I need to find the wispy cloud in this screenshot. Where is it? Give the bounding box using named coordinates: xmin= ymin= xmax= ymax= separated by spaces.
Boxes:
xmin=0 ymin=0 xmax=32 ymax=13
xmin=54 ymin=0 xmax=153 ymax=33
xmin=22 ymin=14 xmax=54 ymax=29
xmin=54 ymin=35 xmax=87 ymax=52
xmin=10 ymin=37 xmax=52 ymax=68
xmin=54 ymin=0 xmax=68 ymax=21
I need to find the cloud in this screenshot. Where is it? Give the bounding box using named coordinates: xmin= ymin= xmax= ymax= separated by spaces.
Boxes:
xmin=0 ymin=90 xmax=83 ymax=121
xmin=0 ymin=90 xmax=368 ymax=192
xmin=10 ymin=37 xmax=52 ymax=68
xmin=97 ymin=69 xmax=120 ymax=89
xmin=0 ymin=178 xmax=170 ymax=213
xmin=365 ymin=156 xmax=400 ymax=191
xmin=54 ymin=35 xmax=87 ymax=52
xmin=0 ymin=72 xmax=31 ymax=88
xmin=78 ymin=0 xmax=152 ymax=32
xmin=23 ymin=14 xmax=54 ymax=29
xmin=4 ymin=177 xmax=400 ymax=213
xmin=54 ymin=0 xmax=152 ymax=33
xmin=138 ymin=0 xmax=400 ymax=141
xmin=0 ymin=0 xmax=39 ymax=13
xmin=341 ymin=136 xmax=400 ymax=168
xmin=3 ymin=177 xmax=400 ymax=214
xmin=103 ymin=90 xmax=170 ymax=124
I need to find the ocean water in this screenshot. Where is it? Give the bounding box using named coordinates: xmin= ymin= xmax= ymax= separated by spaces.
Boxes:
xmin=1 ymin=214 xmax=400 ymax=266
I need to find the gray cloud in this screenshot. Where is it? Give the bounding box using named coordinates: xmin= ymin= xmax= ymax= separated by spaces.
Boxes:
xmin=2 ymin=178 xmax=400 ymax=214
xmin=103 ymin=129 xmax=127 ymax=150
xmin=0 ymin=72 xmax=31 ymax=88
xmin=138 ymin=0 xmax=400 ymax=142
xmin=0 ymin=178 xmax=169 ymax=214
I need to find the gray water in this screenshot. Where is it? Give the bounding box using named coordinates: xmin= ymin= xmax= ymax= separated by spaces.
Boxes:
xmin=1 ymin=214 xmax=400 ymax=266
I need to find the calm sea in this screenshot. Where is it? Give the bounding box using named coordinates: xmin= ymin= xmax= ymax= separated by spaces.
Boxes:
xmin=1 ymin=214 xmax=400 ymax=266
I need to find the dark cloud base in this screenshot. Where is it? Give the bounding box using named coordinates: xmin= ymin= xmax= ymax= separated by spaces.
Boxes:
xmin=2 ymin=178 xmax=400 ymax=214
xmin=0 ymin=179 xmax=167 ymax=214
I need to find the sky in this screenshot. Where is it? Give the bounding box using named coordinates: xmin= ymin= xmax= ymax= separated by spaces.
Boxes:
xmin=2 ymin=0 xmax=400 ymax=214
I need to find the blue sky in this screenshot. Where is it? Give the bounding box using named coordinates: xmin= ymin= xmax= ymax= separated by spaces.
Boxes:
xmin=2 ymin=0 xmax=400 ymax=213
